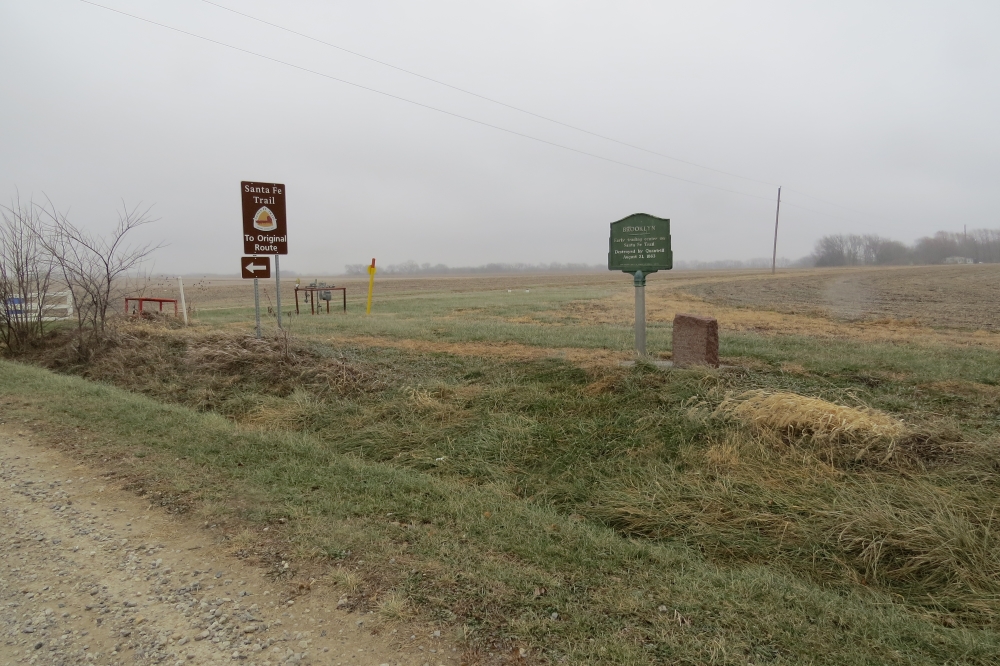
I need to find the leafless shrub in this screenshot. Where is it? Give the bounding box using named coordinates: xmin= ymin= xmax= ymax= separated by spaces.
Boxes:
xmin=0 ymin=195 xmax=53 ymax=353
xmin=37 ymin=198 xmax=160 ymax=359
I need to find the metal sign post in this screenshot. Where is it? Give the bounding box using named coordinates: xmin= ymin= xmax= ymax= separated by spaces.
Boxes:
xmin=275 ymin=254 xmax=282 ymax=329
xmin=240 ymin=256 xmax=271 ymax=339
xmin=240 ymin=181 xmax=288 ymax=336
xmin=634 ymin=270 xmax=646 ymax=356
xmin=253 ymin=278 xmax=261 ymax=338
xmin=608 ymin=214 xmax=672 ymax=358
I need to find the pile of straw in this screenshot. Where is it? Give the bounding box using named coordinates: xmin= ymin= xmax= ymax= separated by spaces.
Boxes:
xmin=715 ymin=390 xmax=909 ymax=464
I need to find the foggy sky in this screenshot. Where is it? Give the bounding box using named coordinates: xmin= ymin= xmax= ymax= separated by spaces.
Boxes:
xmin=2 ymin=0 xmax=998 ymax=275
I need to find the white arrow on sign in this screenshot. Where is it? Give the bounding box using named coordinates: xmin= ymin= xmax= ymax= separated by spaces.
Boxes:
xmin=245 ymin=262 xmax=267 ymax=273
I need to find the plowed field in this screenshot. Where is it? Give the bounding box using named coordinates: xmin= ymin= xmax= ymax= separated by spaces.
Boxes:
xmin=683 ymin=264 xmax=1000 ymax=330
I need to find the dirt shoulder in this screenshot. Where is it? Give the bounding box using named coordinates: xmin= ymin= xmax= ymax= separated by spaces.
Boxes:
xmin=0 ymin=425 xmax=460 ymax=666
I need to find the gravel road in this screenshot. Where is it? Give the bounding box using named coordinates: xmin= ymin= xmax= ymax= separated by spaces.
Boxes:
xmin=0 ymin=427 xmax=460 ymax=666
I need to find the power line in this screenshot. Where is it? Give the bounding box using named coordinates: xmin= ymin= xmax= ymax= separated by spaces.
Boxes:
xmin=78 ymin=0 xmax=779 ymax=204
xmin=78 ymin=2 xmax=879 ymax=227
xmin=782 ymin=186 xmax=886 ymax=222
xmin=778 ymin=199 xmax=850 ymax=221
xmin=201 ymin=1 xmax=893 ymax=226
xmin=201 ymin=0 xmax=780 ymax=190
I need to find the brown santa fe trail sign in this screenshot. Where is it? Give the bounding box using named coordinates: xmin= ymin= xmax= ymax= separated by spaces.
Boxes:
xmin=241 ymin=181 xmax=288 ymax=255
xmin=241 ymin=256 xmax=271 ymax=279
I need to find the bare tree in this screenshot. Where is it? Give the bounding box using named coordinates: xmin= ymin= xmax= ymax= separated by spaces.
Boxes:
xmin=0 ymin=195 xmax=53 ymax=353
xmin=38 ymin=199 xmax=159 ymax=358
xmin=813 ymin=235 xmax=849 ymax=266
xmin=912 ymin=229 xmax=1000 ymax=264
xmin=813 ymin=233 xmax=913 ymax=267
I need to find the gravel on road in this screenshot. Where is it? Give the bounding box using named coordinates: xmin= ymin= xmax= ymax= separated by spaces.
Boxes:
xmin=0 ymin=427 xmax=459 ymax=666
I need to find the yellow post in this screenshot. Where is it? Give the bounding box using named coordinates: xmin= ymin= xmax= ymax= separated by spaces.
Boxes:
xmin=366 ymin=258 xmax=376 ymax=314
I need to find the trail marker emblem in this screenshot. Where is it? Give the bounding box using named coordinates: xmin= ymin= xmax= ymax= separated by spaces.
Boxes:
xmin=253 ymin=207 xmax=278 ymax=232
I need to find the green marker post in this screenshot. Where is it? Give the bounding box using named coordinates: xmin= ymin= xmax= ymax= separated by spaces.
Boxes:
xmin=608 ymin=214 xmax=672 ymax=358
xmin=634 ymin=269 xmax=646 ymax=356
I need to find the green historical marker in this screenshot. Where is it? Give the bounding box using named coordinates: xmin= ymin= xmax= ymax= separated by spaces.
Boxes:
xmin=608 ymin=213 xmax=672 ymax=357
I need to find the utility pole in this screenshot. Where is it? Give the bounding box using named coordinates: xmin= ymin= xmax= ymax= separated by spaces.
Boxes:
xmin=771 ymin=186 xmax=782 ymax=274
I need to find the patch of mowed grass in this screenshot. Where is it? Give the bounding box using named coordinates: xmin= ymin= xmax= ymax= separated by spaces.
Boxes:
xmin=3 ymin=360 xmax=1000 ymax=664
xmin=201 ymin=306 xmax=669 ymax=352
xmin=196 ymin=284 xmax=673 ymax=352
xmin=723 ymin=332 xmax=1000 ymax=386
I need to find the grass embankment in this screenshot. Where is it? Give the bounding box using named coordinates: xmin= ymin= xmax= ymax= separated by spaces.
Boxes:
xmin=5 ymin=321 xmax=1000 ymax=664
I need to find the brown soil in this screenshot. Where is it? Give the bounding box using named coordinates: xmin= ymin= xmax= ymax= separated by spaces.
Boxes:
xmin=684 ymin=264 xmax=1000 ymax=330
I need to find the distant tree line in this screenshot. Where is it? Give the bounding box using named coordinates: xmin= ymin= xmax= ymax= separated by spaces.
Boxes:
xmin=344 ymin=261 xmax=602 ymax=275
xmin=344 ymin=227 xmax=1000 ymax=277
xmin=808 ymin=229 xmax=1000 ymax=267
xmin=810 ymin=235 xmax=909 ymax=267
xmin=912 ymin=230 xmax=1000 ymax=264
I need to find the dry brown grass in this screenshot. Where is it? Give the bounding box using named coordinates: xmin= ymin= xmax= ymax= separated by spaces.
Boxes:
xmin=589 ymin=425 xmax=1000 ymax=624
xmin=326 ymin=334 xmax=632 ymax=368
xmin=715 ymin=390 xmax=907 ymax=463
xmin=373 ymin=591 xmax=414 ymax=626
xmin=403 ymin=385 xmax=482 ymax=419
xmin=328 ymin=567 xmax=364 ymax=594
xmin=711 ymin=390 xmax=971 ymax=467
xmin=27 ymin=320 xmax=389 ymax=419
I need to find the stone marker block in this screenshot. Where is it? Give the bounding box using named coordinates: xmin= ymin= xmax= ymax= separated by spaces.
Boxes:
xmin=672 ymin=313 xmax=719 ymax=368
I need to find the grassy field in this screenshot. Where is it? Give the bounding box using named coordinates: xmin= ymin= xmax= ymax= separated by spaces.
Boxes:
xmin=5 ymin=265 xmax=1000 ymax=664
